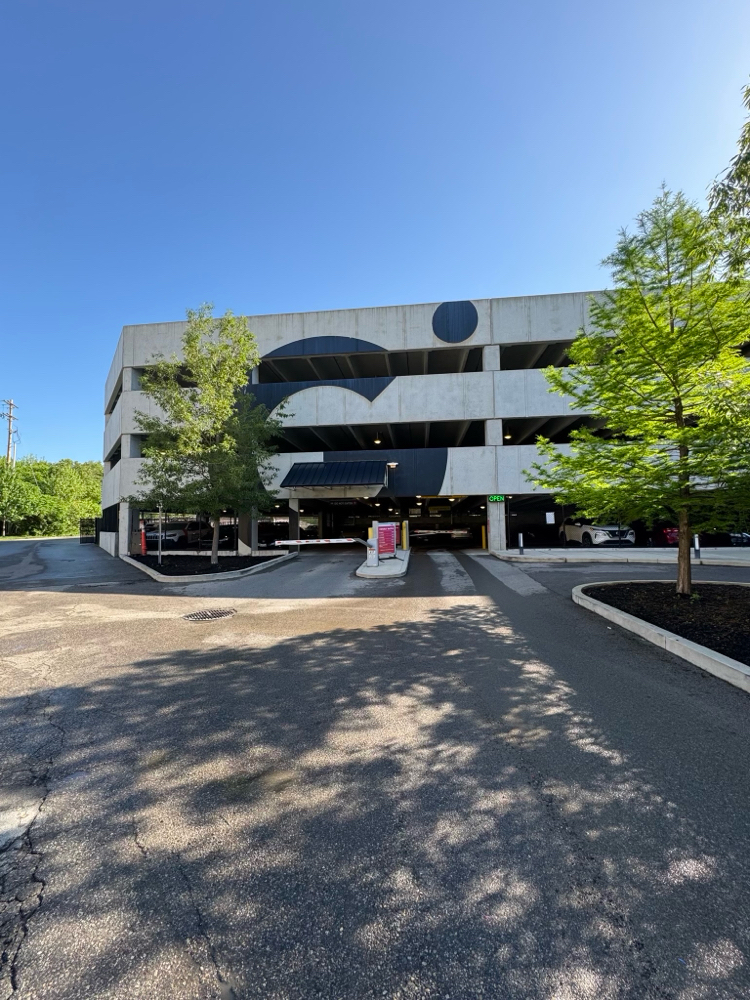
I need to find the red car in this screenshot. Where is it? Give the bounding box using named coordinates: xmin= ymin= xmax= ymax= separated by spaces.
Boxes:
xmin=649 ymin=525 xmax=678 ymax=546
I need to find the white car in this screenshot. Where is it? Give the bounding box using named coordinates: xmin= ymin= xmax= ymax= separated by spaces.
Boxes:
xmin=560 ymin=517 xmax=635 ymax=547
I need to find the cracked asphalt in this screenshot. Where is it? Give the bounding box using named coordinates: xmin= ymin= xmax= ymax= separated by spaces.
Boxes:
xmin=0 ymin=537 xmax=749 ymax=999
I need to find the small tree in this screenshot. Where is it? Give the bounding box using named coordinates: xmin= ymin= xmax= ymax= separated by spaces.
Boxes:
xmin=529 ymin=189 xmax=750 ymax=595
xmin=127 ymin=304 xmax=282 ymax=563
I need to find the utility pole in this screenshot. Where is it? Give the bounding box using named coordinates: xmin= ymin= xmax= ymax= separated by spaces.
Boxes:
xmin=2 ymin=399 xmax=17 ymax=466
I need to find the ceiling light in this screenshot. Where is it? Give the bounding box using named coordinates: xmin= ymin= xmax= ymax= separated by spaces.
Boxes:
xmin=387 ymin=461 xmax=398 ymax=468
xmin=480 ymin=505 xmax=485 ymax=509
xmin=449 ymin=498 xmax=455 ymax=502
xmin=375 ymin=502 xmax=380 ymax=507
xmin=504 ymin=434 xmax=512 ymax=440
xmin=416 ymin=495 xmax=422 ymax=498
xmin=416 ymin=502 xmax=422 ymax=506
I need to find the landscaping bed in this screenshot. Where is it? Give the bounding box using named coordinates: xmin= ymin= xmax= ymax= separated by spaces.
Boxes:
xmin=583 ymin=582 xmax=750 ymax=665
xmin=133 ymin=554 xmax=281 ymax=576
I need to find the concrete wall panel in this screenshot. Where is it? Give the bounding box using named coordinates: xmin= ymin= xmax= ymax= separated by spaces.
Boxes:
xmin=111 ymin=291 xmax=601 ymax=374
xmin=101 ymin=463 xmax=121 ymax=509
xmin=104 ymin=333 xmax=125 ymax=413
xmin=103 ymin=395 xmax=123 ymax=460
xmin=99 ymin=531 xmax=118 ymax=557
xmin=274 ymin=369 xmax=582 ymax=429
xmin=491 ymin=291 xmax=601 ymax=345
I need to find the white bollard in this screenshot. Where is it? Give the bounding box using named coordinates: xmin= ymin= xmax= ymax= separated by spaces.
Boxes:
xmin=693 ymin=533 xmax=700 ymax=559
xmin=518 ymin=531 xmax=524 ymax=555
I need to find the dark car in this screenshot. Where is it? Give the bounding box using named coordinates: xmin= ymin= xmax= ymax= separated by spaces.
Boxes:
xmin=648 ymin=524 xmax=679 ymax=546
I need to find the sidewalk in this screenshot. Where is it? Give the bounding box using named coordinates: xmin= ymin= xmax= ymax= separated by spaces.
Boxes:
xmin=490 ymin=547 xmax=750 ymax=568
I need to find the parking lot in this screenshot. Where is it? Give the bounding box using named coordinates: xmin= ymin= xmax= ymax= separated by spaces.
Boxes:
xmin=1 ymin=538 xmax=749 ymax=999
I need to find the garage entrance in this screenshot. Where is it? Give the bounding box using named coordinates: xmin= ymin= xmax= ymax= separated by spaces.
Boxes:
xmin=258 ymin=496 xmax=488 ymax=549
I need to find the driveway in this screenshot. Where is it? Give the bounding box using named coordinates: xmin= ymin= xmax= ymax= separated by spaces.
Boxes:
xmin=1 ymin=542 xmax=749 ymax=998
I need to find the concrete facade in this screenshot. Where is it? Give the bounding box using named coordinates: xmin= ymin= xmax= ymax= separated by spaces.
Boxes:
xmin=102 ymin=292 xmax=599 ymax=556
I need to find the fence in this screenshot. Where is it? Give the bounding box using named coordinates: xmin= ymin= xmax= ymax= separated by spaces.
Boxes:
xmin=79 ymin=518 xmax=101 ymax=544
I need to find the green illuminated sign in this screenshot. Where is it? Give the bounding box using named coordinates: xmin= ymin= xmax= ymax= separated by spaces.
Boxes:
xmin=488 ymin=494 xmax=505 ymax=502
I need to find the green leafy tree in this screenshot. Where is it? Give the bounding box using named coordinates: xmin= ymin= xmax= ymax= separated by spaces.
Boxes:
xmin=0 ymin=460 xmax=44 ymax=535
xmin=0 ymin=457 xmax=102 ymax=536
xmin=126 ymin=303 xmax=282 ymax=563
xmin=529 ymin=189 xmax=750 ymax=595
xmin=709 ymin=81 xmax=750 ymax=272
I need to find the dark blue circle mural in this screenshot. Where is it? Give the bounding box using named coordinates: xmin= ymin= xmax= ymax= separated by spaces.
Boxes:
xmin=431 ymin=300 xmax=479 ymax=343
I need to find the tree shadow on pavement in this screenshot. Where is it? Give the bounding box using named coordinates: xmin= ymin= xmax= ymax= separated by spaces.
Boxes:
xmin=2 ymin=602 xmax=748 ymax=999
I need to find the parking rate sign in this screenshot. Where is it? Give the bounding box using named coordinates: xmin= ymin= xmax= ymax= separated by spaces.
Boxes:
xmin=377 ymin=522 xmax=397 ymax=557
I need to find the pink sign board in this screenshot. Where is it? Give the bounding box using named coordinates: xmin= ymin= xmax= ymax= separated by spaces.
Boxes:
xmin=377 ymin=522 xmax=397 ymax=557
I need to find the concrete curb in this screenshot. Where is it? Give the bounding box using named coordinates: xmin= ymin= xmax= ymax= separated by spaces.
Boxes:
xmin=0 ymin=535 xmax=79 ymax=542
xmin=120 ymin=551 xmax=297 ymax=584
xmin=572 ymin=581 xmax=750 ymax=694
xmin=494 ymin=551 xmax=750 ymax=567
xmin=356 ymin=549 xmax=411 ymax=579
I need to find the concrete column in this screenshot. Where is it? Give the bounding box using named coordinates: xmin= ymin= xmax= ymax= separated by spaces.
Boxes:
xmin=483 ymin=345 xmax=501 ymax=371
xmin=120 ymin=434 xmax=141 ymax=459
xmin=237 ymin=513 xmax=258 ymax=556
xmin=118 ymin=502 xmax=132 ymax=557
xmin=288 ymin=499 xmax=299 ymax=545
xmin=238 ymin=514 xmax=251 ymax=546
xmin=122 ymin=367 xmax=141 ymax=392
xmin=487 ymin=498 xmax=507 ymax=553
xmin=485 ymin=419 xmax=504 ymax=446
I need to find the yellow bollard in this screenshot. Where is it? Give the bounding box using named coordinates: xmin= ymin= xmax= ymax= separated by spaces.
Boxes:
xmin=481 ymin=525 xmax=487 ymax=549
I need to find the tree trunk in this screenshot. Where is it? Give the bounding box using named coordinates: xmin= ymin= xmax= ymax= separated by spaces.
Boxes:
xmin=677 ymin=507 xmax=692 ymax=596
xmin=211 ymin=517 xmax=220 ymax=565
xmin=674 ymin=399 xmax=691 ymax=597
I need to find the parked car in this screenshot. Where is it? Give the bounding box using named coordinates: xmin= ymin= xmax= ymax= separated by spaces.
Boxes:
xmin=647 ymin=524 xmax=679 ymax=546
xmin=257 ymin=522 xmax=290 ymax=548
xmin=730 ymin=531 xmax=750 ymax=546
xmin=144 ymin=520 xmax=213 ymax=548
xmin=559 ymin=517 xmax=635 ymax=547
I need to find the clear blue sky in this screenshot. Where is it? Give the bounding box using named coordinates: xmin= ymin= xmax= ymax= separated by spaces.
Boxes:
xmin=1 ymin=1 xmax=749 ymax=462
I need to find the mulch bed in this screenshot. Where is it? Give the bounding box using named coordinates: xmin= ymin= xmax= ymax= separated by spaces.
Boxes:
xmin=584 ymin=582 xmax=750 ymax=665
xmin=133 ymin=554 xmax=281 ymax=576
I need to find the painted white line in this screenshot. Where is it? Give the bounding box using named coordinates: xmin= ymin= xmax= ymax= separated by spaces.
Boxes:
xmin=427 ymin=551 xmax=476 ymax=595
xmin=467 ymin=554 xmax=548 ymax=595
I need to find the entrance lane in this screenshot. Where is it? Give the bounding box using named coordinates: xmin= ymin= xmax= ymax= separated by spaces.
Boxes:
xmin=2 ymin=543 xmax=749 ymax=997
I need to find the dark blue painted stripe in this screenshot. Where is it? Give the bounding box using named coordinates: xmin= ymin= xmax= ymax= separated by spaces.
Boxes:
xmin=264 ymin=336 xmax=385 ymax=359
xmin=248 ymin=377 xmax=394 ymax=411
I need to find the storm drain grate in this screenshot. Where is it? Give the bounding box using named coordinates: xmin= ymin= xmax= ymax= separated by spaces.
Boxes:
xmin=183 ymin=608 xmax=237 ymax=622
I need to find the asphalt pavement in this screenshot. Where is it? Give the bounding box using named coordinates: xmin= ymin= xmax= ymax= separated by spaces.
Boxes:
xmin=1 ymin=538 xmax=749 ymax=999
